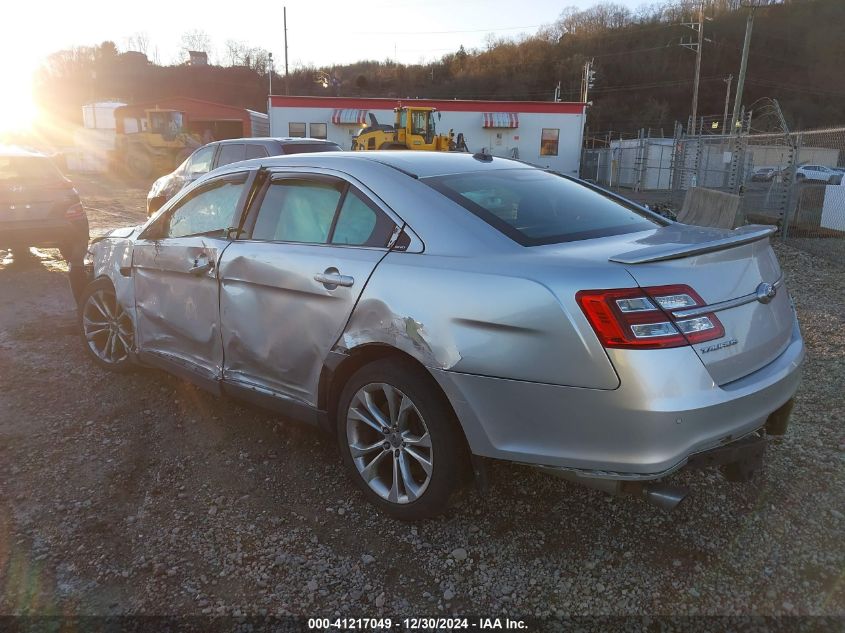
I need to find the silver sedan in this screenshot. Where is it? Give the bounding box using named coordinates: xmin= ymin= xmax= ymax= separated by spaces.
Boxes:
xmin=80 ymin=151 xmax=804 ymax=519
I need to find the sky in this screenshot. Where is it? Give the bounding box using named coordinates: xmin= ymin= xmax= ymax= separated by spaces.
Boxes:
xmin=4 ymin=0 xmax=651 ymax=72
xmin=1 ymin=0 xmax=650 ymax=129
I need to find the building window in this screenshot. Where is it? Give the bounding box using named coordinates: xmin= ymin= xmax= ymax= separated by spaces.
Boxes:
xmin=310 ymin=123 xmax=327 ymax=140
xmin=289 ymin=122 xmax=306 ymax=138
xmin=540 ymin=128 xmax=559 ymax=156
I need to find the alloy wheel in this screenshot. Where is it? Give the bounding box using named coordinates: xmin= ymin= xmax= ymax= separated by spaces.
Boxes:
xmin=82 ymin=287 xmax=133 ymax=365
xmin=346 ymin=383 xmax=433 ymax=504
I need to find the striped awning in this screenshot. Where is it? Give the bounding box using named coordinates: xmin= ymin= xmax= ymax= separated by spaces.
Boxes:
xmin=482 ymin=112 xmax=519 ymax=128
xmin=332 ymin=109 xmax=368 ymax=125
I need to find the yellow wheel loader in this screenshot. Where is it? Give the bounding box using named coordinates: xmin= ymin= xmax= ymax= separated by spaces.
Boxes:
xmin=352 ymin=106 xmax=469 ymax=152
xmin=115 ymin=109 xmax=201 ymax=179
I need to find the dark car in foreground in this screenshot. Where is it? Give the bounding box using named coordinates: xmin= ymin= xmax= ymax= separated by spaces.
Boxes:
xmin=146 ymin=137 xmax=342 ymax=216
xmin=83 ymin=151 xmax=803 ymax=520
xmin=0 ymin=146 xmax=88 ymax=299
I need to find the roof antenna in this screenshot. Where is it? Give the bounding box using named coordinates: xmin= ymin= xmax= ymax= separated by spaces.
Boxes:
xmin=472 ymin=148 xmax=493 ymax=162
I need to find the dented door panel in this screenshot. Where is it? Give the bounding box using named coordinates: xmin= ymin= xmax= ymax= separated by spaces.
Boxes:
xmin=218 ymin=241 xmax=385 ymax=405
xmin=132 ymin=237 xmax=228 ymax=378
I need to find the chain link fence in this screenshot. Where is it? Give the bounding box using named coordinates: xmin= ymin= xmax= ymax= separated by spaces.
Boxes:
xmin=581 ymin=125 xmax=845 ymax=260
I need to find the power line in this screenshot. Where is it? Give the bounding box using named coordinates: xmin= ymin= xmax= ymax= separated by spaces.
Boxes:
xmin=745 ymin=78 xmax=845 ymax=99
xmin=350 ymin=24 xmax=544 ymax=36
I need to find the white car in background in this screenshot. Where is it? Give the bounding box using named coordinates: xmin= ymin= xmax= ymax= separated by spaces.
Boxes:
xmin=795 ymin=164 xmax=838 ymax=183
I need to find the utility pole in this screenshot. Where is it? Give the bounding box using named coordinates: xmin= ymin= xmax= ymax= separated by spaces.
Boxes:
xmin=731 ymin=5 xmax=756 ymax=132
xmin=681 ymin=3 xmax=708 ymax=133
xmin=722 ymin=74 xmax=733 ymax=133
xmin=283 ymin=7 xmax=290 ymax=95
xmin=581 ymin=59 xmax=595 ymax=103
xmin=268 ymin=52 xmax=273 ymax=96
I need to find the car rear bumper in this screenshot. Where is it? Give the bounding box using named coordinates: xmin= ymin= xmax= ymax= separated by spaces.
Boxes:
xmin=431 ymin=318 xmax=804 ymax=478
xmin=0 ymin=220 xmax=88 ymax=254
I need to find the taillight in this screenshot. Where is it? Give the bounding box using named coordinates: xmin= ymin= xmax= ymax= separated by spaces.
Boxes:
xmin=65 ymin=202 xmax=85 ymax=220
xmin=576 ymin=284 xmax=724 ymax=350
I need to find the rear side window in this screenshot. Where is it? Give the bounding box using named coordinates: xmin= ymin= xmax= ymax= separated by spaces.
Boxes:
xmin=217 ymin=144 xmax=246 ymax=167
xmin=425 ymin=169 xmax=662 ymax=246
xmin=331 ymin=190 xmax=395 ymax=247
xmin=251 ymin=180 xmax=342 ymax=243
xmin=282 ymin=143 xmax=341 ymax=155
xmin=0 ymin=156 xmax=63 ymax=181
xmin=245 ymin=144 xmax=269 ymax=160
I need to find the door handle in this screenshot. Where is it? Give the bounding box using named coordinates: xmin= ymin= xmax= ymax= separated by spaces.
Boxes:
xmin=314 ymin=269 xmax=354 ymax=288
xmin=189 ymin=254 xmax=214 ymax=276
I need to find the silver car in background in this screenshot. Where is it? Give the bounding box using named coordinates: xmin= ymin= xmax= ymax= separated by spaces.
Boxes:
xmin=80 ymin=151 xmax=804 ymax=519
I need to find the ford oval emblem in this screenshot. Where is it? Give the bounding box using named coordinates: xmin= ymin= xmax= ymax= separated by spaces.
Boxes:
xmin=756 ymin=282 xmax=777 ymax=304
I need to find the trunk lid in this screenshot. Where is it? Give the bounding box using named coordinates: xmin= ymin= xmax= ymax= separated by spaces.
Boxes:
xmin=611 ymin=224 xmax=794 ymax=385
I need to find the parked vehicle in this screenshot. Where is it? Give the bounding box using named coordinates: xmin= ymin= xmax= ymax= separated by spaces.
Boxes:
xmin=0 ymin=146 xmax=89 ymax=300
xmin=830 ymin=167 xmax=845 ymax=185
xmin=794 ymin=164 xmax=838 ymax=183
xmin=82 ymin=151 xmax=804 ymax=519
xmin=146 ymin=137 xmax=342 ymax=216
xmin=750 ymin=166 xmax=776 ymax=182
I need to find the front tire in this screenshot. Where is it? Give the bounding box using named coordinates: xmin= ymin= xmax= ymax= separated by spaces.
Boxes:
xmin=336 ymin=358 xmax=467 ymax=520
xmin=79 ymin=278 xmax=135 ymax=372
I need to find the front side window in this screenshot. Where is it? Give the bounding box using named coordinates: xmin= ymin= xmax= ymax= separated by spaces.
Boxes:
xmin=251 ymin=179 xmax=342 ymax=243
xmin=289 ymin=122 xmax=306 ymax=137
xmin=217 ymin=143 xmax=246 ymax=167
xmin=540 ymin=128 xmax=559 ymax=156
xmin=425 ymin=169 xmax=662 ymax=246
xmin=331 ymin=190 xmax=395 ymax=247
xmin=162 ymin=174 xmax=247 ymax=239
xmin=188 ymin=145 xmax=215 ymax=176
xmin=309 ymin=123 xmax=328 ymax=139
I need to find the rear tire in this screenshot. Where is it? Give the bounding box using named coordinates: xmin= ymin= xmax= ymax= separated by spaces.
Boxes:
xmin=78 ymin=278 xmax=135 ymax=372
xmin=336 ymin=358 xmax=467 ymax=520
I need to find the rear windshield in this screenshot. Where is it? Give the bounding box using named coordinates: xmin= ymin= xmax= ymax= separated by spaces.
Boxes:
xmin=425 ymin=169 xmax=662 ymax=246
xmin=0 ymin=156 xmax=63 ymax=182
xmin=282 ymin=143 xmax=341 ymax=155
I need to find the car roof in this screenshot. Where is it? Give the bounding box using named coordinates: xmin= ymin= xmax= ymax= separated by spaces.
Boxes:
xmin=216 ymin=137 xmax=340 ymax=146
xmin=246 ymin=150 xmax=534 ymax=179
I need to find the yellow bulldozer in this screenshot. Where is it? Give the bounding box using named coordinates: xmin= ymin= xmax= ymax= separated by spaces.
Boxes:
xmin=352 ymin=106 xmax=468 ymax=152
xmin=115 ymin=109 xmax=202 ymax=178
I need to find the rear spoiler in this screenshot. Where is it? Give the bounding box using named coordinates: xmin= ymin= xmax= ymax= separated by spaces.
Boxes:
xmin=609 ymin=225 xmax=777 ymax=265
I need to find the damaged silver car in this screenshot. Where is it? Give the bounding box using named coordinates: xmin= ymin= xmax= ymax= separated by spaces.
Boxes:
xmin=80 ymin=151 xmax=804 ymax=519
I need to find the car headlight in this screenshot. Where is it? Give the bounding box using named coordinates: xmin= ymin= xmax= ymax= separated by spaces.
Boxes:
xmin=149 ymin=176 xmax=167 ymax=197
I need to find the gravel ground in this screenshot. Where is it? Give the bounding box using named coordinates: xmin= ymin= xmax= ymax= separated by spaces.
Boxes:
xmin=0 ymin=175 xmax=843 ymax=623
